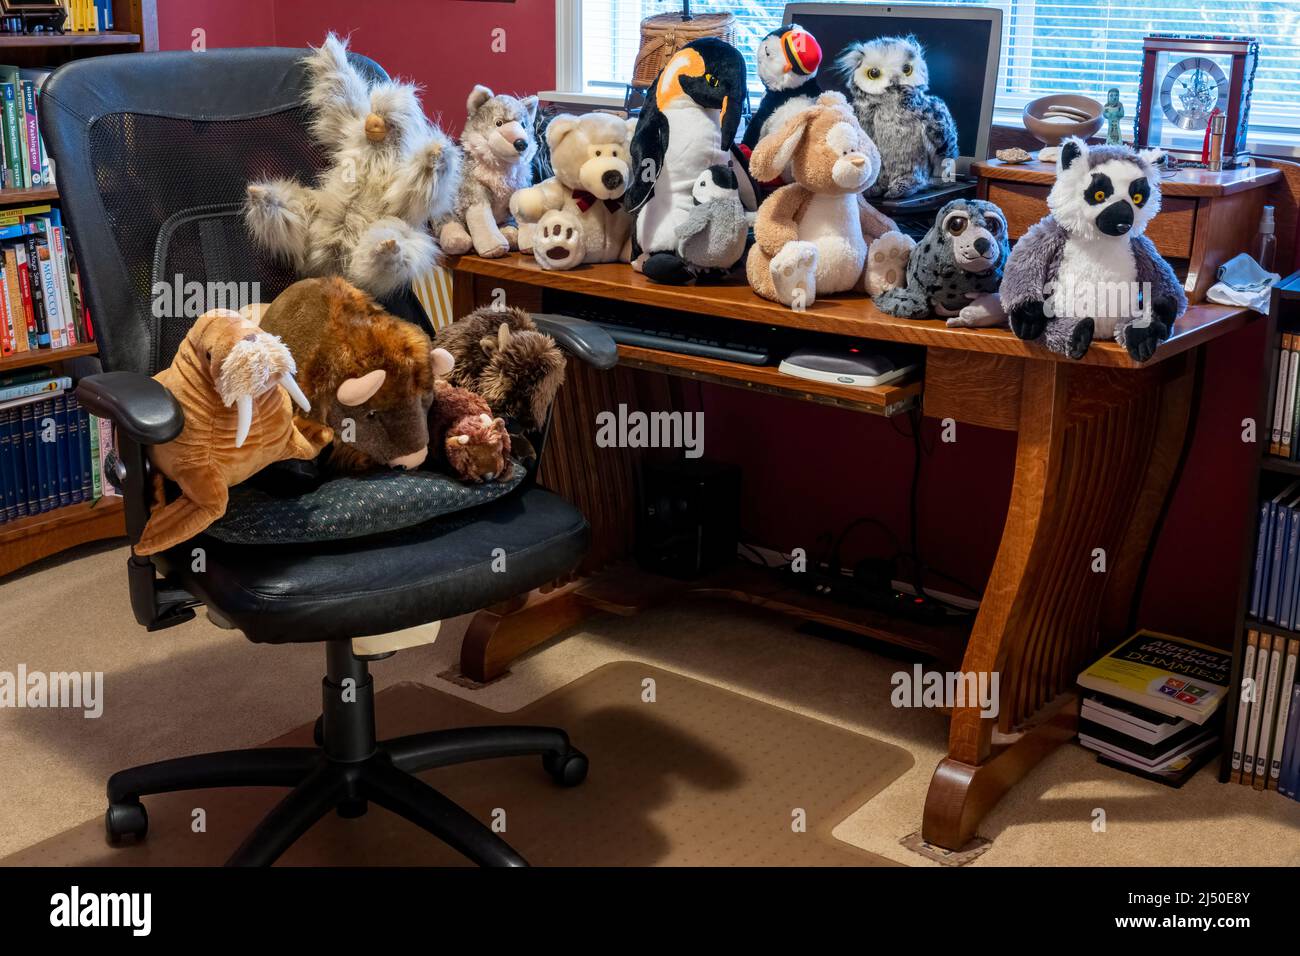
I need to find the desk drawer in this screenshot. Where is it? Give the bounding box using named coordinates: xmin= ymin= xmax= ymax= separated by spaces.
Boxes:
xmin=986 ymin=181 xmax=1196 ymax=259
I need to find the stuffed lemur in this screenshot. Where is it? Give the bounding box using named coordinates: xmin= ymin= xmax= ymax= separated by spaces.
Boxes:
xmin=741 ymin=24 xmax=823 ymax=153
xmin=626 ymin=36 xmax=749 ymax=285
xmin=836 ymin=34 xmax=958 ymax=199
xmin=1001 ymin=137 xmax=1187 ymax=363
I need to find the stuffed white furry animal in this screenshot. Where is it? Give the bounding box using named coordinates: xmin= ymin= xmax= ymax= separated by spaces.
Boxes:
xmin=244 ymin=34 xmax=460 ymax=298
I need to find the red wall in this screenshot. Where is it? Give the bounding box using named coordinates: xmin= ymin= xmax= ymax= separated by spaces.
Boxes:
xmin=155 ymin=0 xmax=1262 ymax=647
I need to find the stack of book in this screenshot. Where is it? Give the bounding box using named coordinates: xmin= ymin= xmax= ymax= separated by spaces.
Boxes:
xmin=62 ymin=1 xmax=116 ymax=33
xmin=1232 ymin=631 xmax=1300 ymax=799
xmin=0 ymin=366 xmax=117 ymax=522
xmin=1266 ymin=333 xmax=1300 ymax=463
xmin=1077 ymin=631 xmax=1231 ymax=786
xmin=0 ymin=203 xmax=88 ymax=355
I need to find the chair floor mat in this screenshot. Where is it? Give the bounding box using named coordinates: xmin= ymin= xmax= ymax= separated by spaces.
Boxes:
xmin=3 ymin=662 xmax=911 ymax=867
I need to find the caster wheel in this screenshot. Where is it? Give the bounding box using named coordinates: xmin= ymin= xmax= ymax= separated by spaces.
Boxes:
xmin=543 ymin=748 xmax=588 ymax=787
xmin=105 ymin=800 xmax=148 ymax=845
xmin=313 ymin=716 xmax=324 ymax=747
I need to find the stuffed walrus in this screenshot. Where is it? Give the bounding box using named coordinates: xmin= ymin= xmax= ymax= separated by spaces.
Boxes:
xmin=136 ymin=309 xmax=330 ymax=556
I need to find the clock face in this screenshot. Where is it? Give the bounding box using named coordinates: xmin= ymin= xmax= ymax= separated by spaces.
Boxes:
xmin=1160 ymin=56 xmax=1229 ymax=131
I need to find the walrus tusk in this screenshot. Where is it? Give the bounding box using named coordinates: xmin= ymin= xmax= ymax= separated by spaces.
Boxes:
xmin=279 ymin=373 xmax=311 ymax=412
xmin=235 ymin=394 xmax=253 ymax=449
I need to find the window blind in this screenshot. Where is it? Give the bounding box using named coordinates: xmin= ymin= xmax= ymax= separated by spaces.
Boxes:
xmin=577 ymin=0 xmax=1298 ymax=134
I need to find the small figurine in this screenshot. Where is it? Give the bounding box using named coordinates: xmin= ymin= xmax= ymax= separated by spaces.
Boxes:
xmin=1103 ymin=88 xmax=1125 ymax=146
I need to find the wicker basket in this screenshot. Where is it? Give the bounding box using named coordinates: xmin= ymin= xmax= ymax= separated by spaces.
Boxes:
xmin=631 ymin=12 xmax=737 ymax=88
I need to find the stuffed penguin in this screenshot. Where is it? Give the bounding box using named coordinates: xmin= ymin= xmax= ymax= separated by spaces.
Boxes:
xmin=626 ymin=36 xmax=749 ymax=285
xmin=742 ymin=24 xmax=823 ymax=153
xmin=674 ymin=164 xmax=749 ymax=274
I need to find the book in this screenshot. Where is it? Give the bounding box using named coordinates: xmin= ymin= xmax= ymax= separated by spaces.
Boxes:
xmin=1267 ymin=638 xmax=1299 ymax=789
xmin=1253 ymin=632 xmax=1285 ymax=789
xmin=36 ymin=233 xmax=70 ymax=347
xmin=87 ymin=409 xmax=101 ymax=498
xmin=20 ymin=81 xmax=41 ymax=188
xmin=1242 ymin=632 xmax=1273 ymax=785
xmin=0 ymin=375 xmax=69 ymax=403
xmin=1279 ymin=682 xmax=1300 ymax=798
xmin=1081 ymin=694 xmax=1190 ymax=745
xmin=1271 ymin=335 xmax=1291 ymax=455
xmin=1267 ymin=498 xmax=1293 ymax=623
xmin=1231 ymin=630 xmax=1260 ymax=777
xmin=1095 ymin=735 xmax=1219 ymax=788
xmin=25 ymin=233 xmax=51 ymax=347
xmin=0 ymin=80 xmax=22 ymax=189
xmin=1077 ymin=630 xmax=1232 ymax=725
xmin=1078 ymin=715 xmax=1213 ymax=762
xmin=1283 ymin=333 xmax=1300 ymax=457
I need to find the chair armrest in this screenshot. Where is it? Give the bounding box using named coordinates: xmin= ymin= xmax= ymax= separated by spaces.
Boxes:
xmin=531 ymin=313 xmax=618 ymax=369
xmin=76 ymin=371 xmax=184 ymax=445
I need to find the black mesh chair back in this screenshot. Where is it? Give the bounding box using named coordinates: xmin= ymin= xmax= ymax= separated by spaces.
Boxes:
xmin=40 ymin=47 xmax=388 ymax=376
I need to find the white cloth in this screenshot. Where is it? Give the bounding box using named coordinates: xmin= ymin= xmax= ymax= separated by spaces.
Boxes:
xmin=1206 ymin=252 xmax=1281 ymax=314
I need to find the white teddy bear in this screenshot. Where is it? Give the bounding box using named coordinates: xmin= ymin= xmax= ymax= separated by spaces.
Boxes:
xmin=510 ymin=112 xmax=636 ymax=270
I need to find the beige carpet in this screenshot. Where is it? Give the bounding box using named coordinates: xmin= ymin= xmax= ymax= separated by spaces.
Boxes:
xmin=1 ymin=542 xmax=1298 ymax=866
xmin=5 ymin=665 xmax=908 ymax=866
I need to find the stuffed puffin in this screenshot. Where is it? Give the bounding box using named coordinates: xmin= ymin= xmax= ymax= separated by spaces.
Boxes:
xmin=626 ymin=36 xmax=752 ymax=285
xmin=741 ymin=24 xmax=823 ymax=154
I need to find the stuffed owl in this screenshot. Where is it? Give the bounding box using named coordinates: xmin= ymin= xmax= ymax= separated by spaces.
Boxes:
xmin=835 ymin=35 xmax=958 ymax=200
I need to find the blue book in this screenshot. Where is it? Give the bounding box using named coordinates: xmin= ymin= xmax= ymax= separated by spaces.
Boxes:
xmin=1267 ymin=503 xmax=1293 ymax=623
xmin=18 ymin=401 xmax=36 ymax=514
xmin=32 ymin=398 xmax=50 ymax=512
xmin=8 ymin=404 xmax=23 ymax=518
xmin=68 ymin=396 xmax=87 ymax=503
xmin=1251 ymin=498 xmax=1272 ymax=617
xmin=53 ymin=394 xmax=70 ymax=507
xmin=1281 ymin=496 xmax=1300 ymax=629
xmin=0 ymin=406 xmax=12 ymax=522
xmin=1279 ymin=682 xmax=1300 ymax=799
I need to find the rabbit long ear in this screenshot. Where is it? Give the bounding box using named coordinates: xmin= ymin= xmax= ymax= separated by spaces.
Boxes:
xmin=749 ymin=108 xmax=813 ymax=181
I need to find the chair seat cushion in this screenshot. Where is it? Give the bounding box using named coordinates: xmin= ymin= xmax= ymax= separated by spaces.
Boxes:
xmin=163 ymin=487 xmax=589 ymax=644
xmin=205 ymin=463 xmax=527 ymax=545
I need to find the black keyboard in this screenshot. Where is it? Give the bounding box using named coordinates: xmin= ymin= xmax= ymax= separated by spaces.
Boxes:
xmin=543 ymin=290 xmax=779 ymax=366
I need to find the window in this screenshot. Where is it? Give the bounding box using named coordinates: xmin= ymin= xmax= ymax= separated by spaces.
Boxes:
xmin=565 ymin=0 xmax=1299 ymax=139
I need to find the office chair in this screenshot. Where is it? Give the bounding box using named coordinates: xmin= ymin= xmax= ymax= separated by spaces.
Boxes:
xmin=41 ymin=48 xmax=617 ymax=867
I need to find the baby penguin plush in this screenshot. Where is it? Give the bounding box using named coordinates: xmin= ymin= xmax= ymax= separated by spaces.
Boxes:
xmin=875 ymin=199 xmax=1010 ymax=327
xmin=1001 ymin=137 xmax=1186 ymax=362
xmin=511 ymin=111 xmax=636 ymax=270
xmin=627 ymin=37 xmax=749 ymax=285
xmin=742 ymin=24 xmax=823 ymax=155
xmin=836 ymin=35 xmax=957 ymax=200
xmin=439 ymin=85 xmax=539 ymax=258
xmin=137 ymin=310 xmax=326 ymax=556
xmin=674 ymin=164 xmax=749 ymax=274
xmin=245 ymin=34 xmax=460 ymax=298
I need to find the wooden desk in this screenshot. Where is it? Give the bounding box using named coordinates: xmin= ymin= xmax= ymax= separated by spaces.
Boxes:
xmin=451 ymin=252 xmax=1253 ymax=850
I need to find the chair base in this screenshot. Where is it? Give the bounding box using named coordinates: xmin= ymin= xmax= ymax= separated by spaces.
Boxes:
xmin=104 ymin=641 xmax=588 ymax=867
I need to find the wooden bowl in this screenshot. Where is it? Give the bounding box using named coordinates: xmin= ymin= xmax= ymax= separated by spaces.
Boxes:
xmin=1022 ymin=94 xmax=1104 ymax=147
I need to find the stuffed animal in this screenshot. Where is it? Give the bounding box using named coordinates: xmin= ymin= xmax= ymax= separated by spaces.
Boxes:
xmin=255 ymin=277 xmax=456 ymax=472
xmin=836 ymin=35 xmax=958 ymax=200
xmin=741 ymin=23 xmax=823 ymax=177
xmin=510 ymin=111 xmax=636 ymax=269
xmin=136 ymin=310 xmax=327 ymax=556
xmin=433 ymin=306 xmax=566 ymax=463
xmin=438 ymin=85 xmax=538 ymax=259
xmin=874 ymin=199 xmax=1010 ymax=327
xmin=1001 ymin=138 xmax=1186 ymax=362
xmin=244 ymin=34 xmax=460 ymax=298
xmin=626 ymin=37 xmax=749 ymax=285
xmin=674 ymin=164 xmax=749 ymax=274
xmin=429 ymin=380 xmax=512 ymax=483
xmin=745 ymin=92 xmax=909 ymax=309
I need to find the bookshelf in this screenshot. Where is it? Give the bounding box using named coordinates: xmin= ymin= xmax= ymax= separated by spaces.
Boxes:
xmin=0 ymin=1 xmax=157 ymax=578
xmin=1221 ymin=273 xmax=1300 ymax=783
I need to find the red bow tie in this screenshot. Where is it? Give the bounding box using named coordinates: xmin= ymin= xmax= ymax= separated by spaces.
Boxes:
xmin=571 ymin=189 xmax=622 ymax=213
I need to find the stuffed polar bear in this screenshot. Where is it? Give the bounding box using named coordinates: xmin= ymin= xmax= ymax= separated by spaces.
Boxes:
xmin=510 ymin=111 xmax=636 ymax=270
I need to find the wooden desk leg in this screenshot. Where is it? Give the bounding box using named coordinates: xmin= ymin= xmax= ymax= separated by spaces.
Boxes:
xmin=922 ymin=355 xmax=1196 ymax=849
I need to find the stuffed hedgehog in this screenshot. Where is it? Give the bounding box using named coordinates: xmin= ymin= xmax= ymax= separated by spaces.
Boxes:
xmin=429 ymin=380 xmax=511 ymax=483
xmin=1001 ymin=137 xmax=1187 ymax=362
xmin=742 ymin=24 xmax=823 ymax=155
xmin=835 ymin=35 xmax=957 ymax=200
xmin=245 ymin=34 xmax=460 ymax=298
xmin=674 ymin=164 xmax=749 ymax=274
xmin=874 ymin=199 xmax=1010 ymax=327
